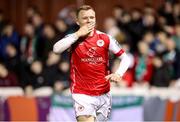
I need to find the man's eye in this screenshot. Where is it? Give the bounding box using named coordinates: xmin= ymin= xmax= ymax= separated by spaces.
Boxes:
xmin=90 ymin=17 xmax=95 ymax=19
xmin=82 ymin=17 xmax=88 ymax=19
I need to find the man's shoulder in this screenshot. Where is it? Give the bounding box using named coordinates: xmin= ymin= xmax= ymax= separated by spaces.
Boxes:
xmin=95 ymin=30 xmax=110 ymax=39
xmin=96 ymin=30 xmax=105 ymax=34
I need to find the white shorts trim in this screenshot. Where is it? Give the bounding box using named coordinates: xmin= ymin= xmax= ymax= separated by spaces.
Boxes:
xmin=72 ymin=93 xmax=112 ymax=119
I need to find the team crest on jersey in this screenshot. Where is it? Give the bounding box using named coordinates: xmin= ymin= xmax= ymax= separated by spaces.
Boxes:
xmin=78 ymin=105 xmax=84 ymax=112
xmin=97 ymin=40 xmax=104 ymax=47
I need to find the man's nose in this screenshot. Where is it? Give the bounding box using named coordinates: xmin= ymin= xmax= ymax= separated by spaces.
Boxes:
xmin=87 ymin=17 xmax=91 ymax=22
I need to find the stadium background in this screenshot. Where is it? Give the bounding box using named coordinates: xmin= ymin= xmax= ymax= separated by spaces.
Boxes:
xmin=0 ymin=0 xmax=164 ymax=33
xmin=0 ymin=0 xmax=180 ymax=121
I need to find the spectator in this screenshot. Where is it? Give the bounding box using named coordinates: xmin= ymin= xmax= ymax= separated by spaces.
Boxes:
xmin=133 ymin=41 xmax=154 ymax=85
xmin=129 ymin=8 xmax=143 ymax=52
xmin=119 ymin=11 xmax=133 ymax=50
xmin=163 ymin=38 xmax=180 ymax=83
xmin=56 ymin=60 xmax=70 ymax=89
xmin=4 ymin=43 xmax=21 ymax=81
xmin=143 ymin=4 xmax=155 ymax=15
xmin=158 ymin=1 xmax=175 ymax=26
xmin=54 ymin=18 xmax=68 ymax=39
xmin=58 ymin=5 xmax=79 ymax=33
xmin=31 ymin=12 xmax=45 ymax=60
xmin=53 ymin=81 xmax=65 ymax=94
xmin=142 ymin=12 xmax=160 ymax=33
xmin=112 ymin=5 xmax=124 ymax=27
xmin=32 ymin=12 xmax=44 ymax=39
xmin=172 ymin=24 xmax=180 ymax=51
xmin=172 ymin=2 xmax=180 ymax=24
xmin=0 ymin=23 xmax=20 ymax=62
xmin=25 ymin=60 xmax=46 ymax=89
xmin=104 ymin=17 xmax=120 ymax=37
xmin=155 ymin=31 xmax=168 ymax=53
xmin=54 ymin=18 xmax=70 ymax=61
xmin=142 ymin=31 xmax=157 ymax=54
xmin=0 ymin=63 xmax=19 ymax=86
xmin=42 ymin=24 xmax=57 ymax=60
xmin=157 ymin=15 xmax=167 ymax=30
xmin=20 ymin=23 xmax=39 ymax=63
xmin=43 ymin=51 xmax=61 ymax=87
xmin=150 ymin=54 xmax=171 ymax=87
xmin=103 ymin=17 xmax=126 ymax=43
xmin=26 ymin=5 xmax=39 ymax=24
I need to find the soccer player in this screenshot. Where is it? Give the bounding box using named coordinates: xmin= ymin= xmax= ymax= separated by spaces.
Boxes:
xmin=53 ymin=5 xmax=130 ymax=122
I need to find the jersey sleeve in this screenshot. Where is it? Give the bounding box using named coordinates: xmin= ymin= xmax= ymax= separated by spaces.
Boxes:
xmin=107 ymin=35 xmax=130 ymax=77
xmin=53 ymin=33 xmax=78 ymax=54
xmin=108 ymin=35 xmax=125 ymax=56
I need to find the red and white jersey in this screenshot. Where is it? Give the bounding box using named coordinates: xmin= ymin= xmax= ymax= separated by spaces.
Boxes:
xmin=70 ymin=30 xmax=124 ymax=96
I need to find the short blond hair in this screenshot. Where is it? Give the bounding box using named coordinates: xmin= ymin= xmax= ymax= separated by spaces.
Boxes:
xmin=76 ymin=5 xmax=95 ymax=17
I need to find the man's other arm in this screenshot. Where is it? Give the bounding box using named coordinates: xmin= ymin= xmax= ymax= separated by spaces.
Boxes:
xmin=105 ymin=35 xmax=130 ymax=81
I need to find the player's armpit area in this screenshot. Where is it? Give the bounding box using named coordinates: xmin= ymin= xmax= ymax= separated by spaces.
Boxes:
xmin=77 ymin=115 xmax=95 ymax=122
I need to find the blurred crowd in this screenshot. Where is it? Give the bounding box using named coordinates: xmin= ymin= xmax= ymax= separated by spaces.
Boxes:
xmin=0 ymin=1 xmax=180 ymax=93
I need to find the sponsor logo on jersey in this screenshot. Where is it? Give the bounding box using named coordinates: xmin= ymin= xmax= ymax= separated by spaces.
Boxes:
xmin=83 ymin=47 xmax=104 ymax=64
xmin=81 ymin=57 xmax=104 ymax=64
xmin=97 ymin=40 xmax=104 ymax=47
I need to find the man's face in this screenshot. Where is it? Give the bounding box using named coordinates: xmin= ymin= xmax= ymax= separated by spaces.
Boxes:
xmin=76 ymin=9 xmax=96 ymax=27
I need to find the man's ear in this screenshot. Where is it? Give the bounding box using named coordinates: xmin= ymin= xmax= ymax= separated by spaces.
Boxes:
xmin=76 ymin=17 xmax=80 ymax=25
xmin=76 ymin=21 xmax=80 ymax=25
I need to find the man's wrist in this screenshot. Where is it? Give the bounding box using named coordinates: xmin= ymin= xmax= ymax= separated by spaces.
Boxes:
xmin=115 ymin=72 xmax=123 ymax=77
xmin=75 ymin=31 xmax=81 ymax=39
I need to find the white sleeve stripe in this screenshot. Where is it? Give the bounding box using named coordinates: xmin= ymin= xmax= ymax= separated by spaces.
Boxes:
xmin=115 ymin=53 xmax=130 ymax=77
xmin=53 ymin=33 xmax=78 ymax=53
xmin=107 ymin=35 xmax=122 ymax=54
xmin=107 ymin=35 xmax=130 ymax=76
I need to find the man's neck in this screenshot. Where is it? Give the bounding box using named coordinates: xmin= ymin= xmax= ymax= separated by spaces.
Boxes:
xmin=88 ymin=29 xmax=95 ymax=36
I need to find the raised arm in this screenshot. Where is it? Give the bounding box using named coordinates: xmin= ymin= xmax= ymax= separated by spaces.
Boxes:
xmin=53 ymin=22 xmax=95 ymax=54
xmin=53 ymin=33 xmax=78 ymax=53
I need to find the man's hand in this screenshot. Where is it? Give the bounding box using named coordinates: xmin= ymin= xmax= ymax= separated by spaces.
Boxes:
xmin=105 ymin=73 xmax=122 ymax=82
xmin=75 ymin=22 xmax=95 ymax=38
